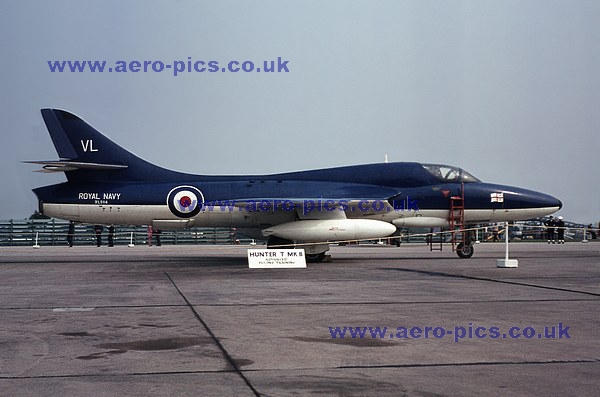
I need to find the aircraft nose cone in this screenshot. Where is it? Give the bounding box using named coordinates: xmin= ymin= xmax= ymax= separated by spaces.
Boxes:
xmin=465 ymin=183 xmax=562 ymax=219
xmin=508 ymin=188 xmax=562 ymax=210
xmin=533 ymin=191 xmax=562 ymax=210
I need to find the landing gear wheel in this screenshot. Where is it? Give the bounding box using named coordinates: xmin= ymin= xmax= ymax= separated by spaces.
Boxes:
xmin=456 ymin=242 xmax=474 ymax=258
xmin=305 ymin=252 xmax=326 ymax=263
xmin=267 ymin=236 xmax=294 ymax=249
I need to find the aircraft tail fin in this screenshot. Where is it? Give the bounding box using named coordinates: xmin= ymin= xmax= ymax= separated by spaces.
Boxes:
xmin=35 ymin=109 xmax=183 ymax=182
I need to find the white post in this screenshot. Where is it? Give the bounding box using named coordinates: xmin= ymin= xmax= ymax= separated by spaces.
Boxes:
xmin=128 ymin=231 xmax=135 ymax=247
xmin=33 ymin=232 xmax=40 ymax=249
xmin=505 ymin=222 xmax=509 ymax=260
xmin=496 ymin=222 xmax=518 ymax=267
xmin=582 ymin=226 xmax=588 ymax=243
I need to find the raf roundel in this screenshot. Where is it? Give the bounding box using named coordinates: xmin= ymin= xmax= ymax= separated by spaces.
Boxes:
xmin=167 ymin=185 xmax=204 ymax=218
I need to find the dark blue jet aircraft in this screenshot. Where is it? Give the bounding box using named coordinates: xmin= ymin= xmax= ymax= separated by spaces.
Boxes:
xmin=28 ymin=109 xmax=561 ymax=261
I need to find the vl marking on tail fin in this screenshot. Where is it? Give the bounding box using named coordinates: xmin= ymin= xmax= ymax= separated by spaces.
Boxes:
xmin=80 ymin=139 xmax=98 ymax=152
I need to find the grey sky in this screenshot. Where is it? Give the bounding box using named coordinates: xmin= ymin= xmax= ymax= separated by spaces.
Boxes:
xmin=1 ymin=0 xmax=599 ymax=223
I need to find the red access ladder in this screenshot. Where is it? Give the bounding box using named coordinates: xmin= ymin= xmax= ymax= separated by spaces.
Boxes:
xmin=449 ymin=183 xmax=465 ymax=252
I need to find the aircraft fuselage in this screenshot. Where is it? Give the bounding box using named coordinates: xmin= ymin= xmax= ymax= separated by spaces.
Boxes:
xmin=34 ymin=163 xmax=561 ymax=231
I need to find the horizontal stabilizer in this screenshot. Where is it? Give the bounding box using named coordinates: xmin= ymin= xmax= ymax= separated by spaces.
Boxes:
xmin=24 ymin=160 xmax=128 ymax=173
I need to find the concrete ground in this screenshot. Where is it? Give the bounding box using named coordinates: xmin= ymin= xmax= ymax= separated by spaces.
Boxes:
xmin=0 ymin=241 xmax=598 ymax=396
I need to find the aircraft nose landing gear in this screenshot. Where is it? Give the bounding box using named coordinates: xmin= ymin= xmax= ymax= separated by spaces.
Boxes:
xmin=456 ymin=242 xmax=474 ymax=258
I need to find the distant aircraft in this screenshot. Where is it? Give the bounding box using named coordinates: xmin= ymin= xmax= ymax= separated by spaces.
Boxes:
xmin=27 ymin=109 xmax=561 ymax=261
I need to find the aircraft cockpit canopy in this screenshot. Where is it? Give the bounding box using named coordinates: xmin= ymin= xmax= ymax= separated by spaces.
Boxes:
xmin=421 ymin=164 xmax=481 ymax=183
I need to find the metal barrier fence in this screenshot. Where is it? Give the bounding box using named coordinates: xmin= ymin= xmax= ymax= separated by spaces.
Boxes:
xmin=0 ymin=218 xmax=252 ymax=247
xmin=0 ymin=217 xmax=595 ymax=247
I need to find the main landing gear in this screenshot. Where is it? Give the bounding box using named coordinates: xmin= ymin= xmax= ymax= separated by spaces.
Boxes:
xmin=266 ymin=236 xmax=294 ymax=249
xmin=267 ymin=237 xmax=329 ymax=263
xmin=304 ymin=252 xmax=327 ymax=263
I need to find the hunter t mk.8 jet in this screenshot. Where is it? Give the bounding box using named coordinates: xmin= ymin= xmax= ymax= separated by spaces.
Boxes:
xmin=28 ymin=109 xmax=561 ymax=261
